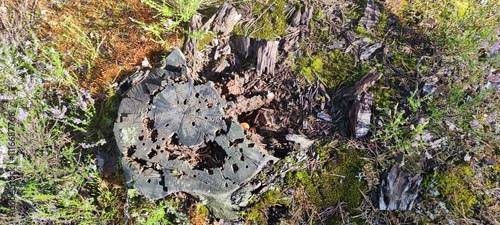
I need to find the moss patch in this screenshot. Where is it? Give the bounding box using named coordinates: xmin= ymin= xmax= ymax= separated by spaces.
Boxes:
xmin=234 ymin=0 xmax=287 ymax=40
xmin=296 ymin=49 xmax=362 ymax=88
xmin=435 ymin=165 xmax=478 ymax=217
xmin=244 ymin=189 xmax=290 ymax=224
xmin=287 ymin=142 xmax=368 ymax=222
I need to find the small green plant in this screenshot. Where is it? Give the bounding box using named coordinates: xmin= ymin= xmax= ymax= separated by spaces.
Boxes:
xmin=132 ymin=0 xmax=204 ymax=43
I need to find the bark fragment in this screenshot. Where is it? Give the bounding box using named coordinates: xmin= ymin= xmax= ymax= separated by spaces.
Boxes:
xmin=256 ymin=40 xmax=279 ymax=76
xmin=379 ymin=165 xmax=422 ymax=211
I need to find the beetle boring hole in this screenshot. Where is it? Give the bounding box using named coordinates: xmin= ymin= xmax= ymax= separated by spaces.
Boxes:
xmin=127 ymin=146 xmax=137 ymax=157
xmin=147 ymin=150 xmax=157 ymax=159
xmin=232 ymin=164 xmax=239 ymax=173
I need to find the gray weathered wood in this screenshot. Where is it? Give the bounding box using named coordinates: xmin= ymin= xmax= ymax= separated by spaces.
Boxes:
xmin=256 ymin=40 xmax=279 ymax=76
xmin=379 ymin=165 xmax=422 ymax=211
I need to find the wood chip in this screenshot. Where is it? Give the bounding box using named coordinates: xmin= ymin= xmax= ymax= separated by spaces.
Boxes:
xmin=349 ymin=92 xmax=375 ymax=138
xmin=256 ymin=40 xmax=279 ymax=76
xmin=379 ymin=165 xmax=422 ymax=211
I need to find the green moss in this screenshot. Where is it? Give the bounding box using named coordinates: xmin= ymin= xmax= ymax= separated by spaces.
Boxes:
xmin=245 ymin=189 xmax=289 ymax=224
xmin=355 ymin=25 xmax=370 ymax=36
xmin=196 ymin=31 xmax=215 ymax=50
xmin=234 ymin=0 xmax=287 ymax=40
xmin=435 ymin=165 xmax=478 ymax=217
xmin=287 ymin=143 xmax=368 ymax=222
xmin=376 ymin=11 xmax=388 ymax=33
xmin=296 ymin=49 xmax=360 ymax=88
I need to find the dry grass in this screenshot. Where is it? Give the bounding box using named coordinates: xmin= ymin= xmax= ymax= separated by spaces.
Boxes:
xmin=36 ymin=0 xmax=181 ymax=92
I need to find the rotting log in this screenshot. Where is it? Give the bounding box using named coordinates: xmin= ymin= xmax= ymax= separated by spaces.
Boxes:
xmin=202 ymin=2 xmax=241 ymax=36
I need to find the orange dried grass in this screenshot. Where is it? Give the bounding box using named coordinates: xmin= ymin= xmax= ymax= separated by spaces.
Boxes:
xmin=35 ymin=0 xmax=180 ymax=92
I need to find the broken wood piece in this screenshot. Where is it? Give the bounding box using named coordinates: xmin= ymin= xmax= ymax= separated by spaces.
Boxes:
xmin=230 ymin=35 xmax=253 ymax=59
xmin=256 ymin=40 xmax=279 ymax=76
xmin=286 ymin=134 xmax=315 ymax=150
xmin=359 ymin=0 xmax=381 ymax=32
xmin=182 ymin=15 xmax=203 ymax=80
xmin=233 ymin=92 xmax=275 ymax=115
xmin=202 ymin=3 xmax=242 ymax=35
xmin=379 ymin=165 xmax=422 ymax=211
xmin=349 ymin=92 xmax=374 ymax=138
xmin=360 ymin=42 xmax=383 ymax=61
xmin=353 ymin=69 xmax=382 ymax=96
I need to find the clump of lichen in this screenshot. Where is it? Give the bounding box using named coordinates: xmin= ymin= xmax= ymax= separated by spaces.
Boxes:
xmin=296 ymin=49 xmax=360 ymax=88
xmin=435 ymin=165 xmax=478 ymax=217
xmin=287 ymin=142 xmax=368 ymax=223
xmin=234 ymin=0 xmax=287 ymax=40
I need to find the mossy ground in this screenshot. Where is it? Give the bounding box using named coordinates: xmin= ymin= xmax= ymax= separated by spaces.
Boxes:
xmin=282 ymin=141 xmax=368 ymax=223
xmin=233 ymin=0 xmax=287 ymax=40
xmin=1 ymin=0 xmax=499 ymax=223
xmin=295 ymin=49 xmax=364 ymax=88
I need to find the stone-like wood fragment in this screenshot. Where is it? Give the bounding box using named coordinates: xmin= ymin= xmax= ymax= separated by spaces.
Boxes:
xmin=349 ymin=92 xmax=374 ymax=138
xmin=256 ymin=40 xmax=279 ymax=76
xmin=379 ymin=165 xmax=422 ymax=211
xmin=203 ymin=2 xmax=242 ymax=35
xmin=359 ymin=0 xmax=381 ymax=32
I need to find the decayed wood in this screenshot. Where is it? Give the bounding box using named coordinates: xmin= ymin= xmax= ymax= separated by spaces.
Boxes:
xmin=349 ymin=92 xmax=374 ymax=138
xmin=256 ymin=40 xmax=279 ymax=76
xmin=359 ymin=0 xmax=381 ymax=32
xmin=182 ymin=14 xmax=203 ymax=81
xmin=352 ymin=69 xmax=382 ymax=96
xmin=359 ymin=42 xmax=383 ymax=61
xmin=347 ymin=69 xmax=382 ymax=138
xmin=230 ymin=35 xmax=253 ymax=59
xmin=379 ymin=165 xmax=422 ymax=211
xmin=202 ymin=2 xmax=241 ymax=35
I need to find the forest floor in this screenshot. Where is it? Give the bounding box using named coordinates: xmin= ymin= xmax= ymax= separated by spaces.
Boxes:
xmin=0 ymin=0 xmax=499 ymax=224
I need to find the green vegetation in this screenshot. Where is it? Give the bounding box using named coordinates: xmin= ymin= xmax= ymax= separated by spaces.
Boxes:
xmin=435 ymin=165 xmax=478 ymax=217
xmin=296 ymin=49 xmax=361 ymax=88
xmin=1 ymin=0 xmax=499 ymax=223
xmin=132 ymin=0 xmax=204 ymax=42
xmin=234 ymin=0 xmax=287 ymax=40
xmin=244 ymin=189 xmax=290 ymax=224
xmin=286 ymin=141 xmax=368 ymax=223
